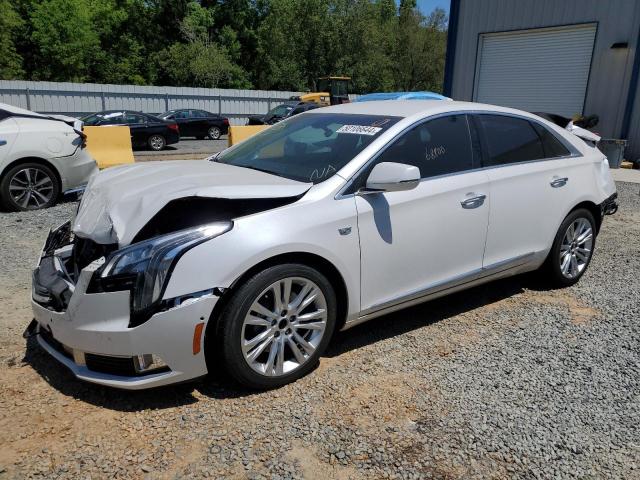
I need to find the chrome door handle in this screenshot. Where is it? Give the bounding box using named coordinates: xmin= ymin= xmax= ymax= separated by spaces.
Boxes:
xmin=0 ymin=140 xmax=7 ymax=146
xmin=550 ymin=177 xmax=568 ymax=188
xmin=460 ymin=193 xmax=486 ymax=209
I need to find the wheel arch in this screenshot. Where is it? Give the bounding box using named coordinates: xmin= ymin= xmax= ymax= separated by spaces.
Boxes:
xmin=0 ymin=156 xmax=63 ymax=194
xmin=205 ymin=251 xmax=350 ymax=347
xmin=569 ymin=200 xmax=602 ymax=233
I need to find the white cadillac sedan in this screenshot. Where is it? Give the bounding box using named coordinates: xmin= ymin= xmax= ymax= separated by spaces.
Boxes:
xmin=27 ymin=101 xmax=618 ymax=390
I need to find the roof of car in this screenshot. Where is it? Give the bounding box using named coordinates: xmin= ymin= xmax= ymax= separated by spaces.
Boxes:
xmin=312 ymin=100 xmax=530 ymax=119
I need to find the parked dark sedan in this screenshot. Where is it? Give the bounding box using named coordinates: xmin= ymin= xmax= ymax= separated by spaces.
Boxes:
xmin=159 ymin=109 xmax=229 ymax=140
xmin=246 ymin=101 xmax=319 ymax=125
xmin=81 ymin=110 xmax=180 ymax=151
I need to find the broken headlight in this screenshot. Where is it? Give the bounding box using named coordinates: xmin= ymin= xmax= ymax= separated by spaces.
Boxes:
xmin=91 ymin=222 xmax=232 ymax=323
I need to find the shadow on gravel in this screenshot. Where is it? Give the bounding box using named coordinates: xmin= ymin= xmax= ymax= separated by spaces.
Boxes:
xmin=24 ymin=273 xmax=552 ymax=410
xmin=327 ymin=273 xmax=551 ymax=358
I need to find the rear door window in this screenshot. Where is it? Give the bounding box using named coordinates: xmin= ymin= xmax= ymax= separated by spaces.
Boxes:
xmin=124 ymin=113 xmax=147 ymax=124
xmin=476 ymin=114 xmax=545 ymax=166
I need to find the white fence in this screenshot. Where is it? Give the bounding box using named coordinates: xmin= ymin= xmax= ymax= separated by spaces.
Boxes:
xmin=0 ymin=80 xmax=303 ymax=125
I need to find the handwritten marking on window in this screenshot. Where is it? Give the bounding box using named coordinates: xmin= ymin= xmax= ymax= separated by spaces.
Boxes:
xmin=310 ymin=164 xmax=337 ymax=181
xmin=425 ymin=146 xmax=446 ymax=162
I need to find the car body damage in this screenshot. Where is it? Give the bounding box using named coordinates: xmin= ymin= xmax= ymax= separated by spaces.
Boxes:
xmin=72 ymin=159 xmax=312 ymax=246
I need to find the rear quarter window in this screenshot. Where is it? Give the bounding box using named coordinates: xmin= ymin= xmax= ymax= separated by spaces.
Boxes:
xmin=532 ymin=123 xmax=571 ymax=158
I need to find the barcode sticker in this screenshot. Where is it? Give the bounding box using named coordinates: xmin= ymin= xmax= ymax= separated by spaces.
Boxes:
xmin=336 ymin=125 xmax=383 ymax=136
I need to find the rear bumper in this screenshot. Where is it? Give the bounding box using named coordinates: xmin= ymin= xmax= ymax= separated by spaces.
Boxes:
xmin=600 ymin=192 xmax=618 ymax=216
xmin=56 ymin=147 xmax=98 ymax=192
xmin=166 ymin=130 xmax=180 ymax=145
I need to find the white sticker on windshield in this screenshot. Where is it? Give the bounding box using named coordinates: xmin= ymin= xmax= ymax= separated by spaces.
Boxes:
xmin=336 ymin=125 xmax=382 ymax=136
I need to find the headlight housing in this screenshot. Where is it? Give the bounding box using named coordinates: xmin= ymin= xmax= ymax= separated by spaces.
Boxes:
xmin=90 ymin=222 xmax=232 ymax=325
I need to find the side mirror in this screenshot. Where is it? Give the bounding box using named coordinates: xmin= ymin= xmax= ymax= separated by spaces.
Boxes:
xmin=361 ymin=162 xmax=420 ymax=193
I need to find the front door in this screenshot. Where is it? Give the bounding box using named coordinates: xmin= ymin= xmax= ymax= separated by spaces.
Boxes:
xmin=355 ymin=114 xmax=490 ymax=313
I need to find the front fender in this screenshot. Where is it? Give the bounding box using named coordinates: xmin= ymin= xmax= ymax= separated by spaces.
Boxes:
xmin=163 ymin=196 xmax=361 ymax=318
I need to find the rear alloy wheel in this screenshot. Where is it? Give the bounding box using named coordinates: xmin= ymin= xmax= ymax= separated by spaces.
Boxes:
xmin=148 ymin=134 xmax=166 ymax=151
xmin=208 ymin=126 xmax=221 ymax=140
xmin=213 ymin=264 xmax=337 ymax=389
xmin=0 ymin=163 xmax=59 ymax=211
xmin=544 ymin=208 xmax=596 ymax=287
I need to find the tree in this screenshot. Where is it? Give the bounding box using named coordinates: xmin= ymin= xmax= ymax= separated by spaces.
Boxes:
xmin=156 ymin=1 xmax=251 ymax=88
xmin=30 ymin=0 xmax=100 ymax=81
xmin=0 ymin=0 xmax=25 ymax=79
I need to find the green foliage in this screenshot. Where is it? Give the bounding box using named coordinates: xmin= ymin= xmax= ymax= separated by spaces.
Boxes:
xmin=5 ymin=0 xmax=448 ymax=93
xmin=0 ymin=0 xmax=25 ymax=79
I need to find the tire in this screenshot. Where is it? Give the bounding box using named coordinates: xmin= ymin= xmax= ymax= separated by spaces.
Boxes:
xmin=0 ymin=162 xmax=60 ymax=211
xmin=208 ymin=126 xmax=221 ymax=140
xmin=542 ymin=208 xmax=596 ymax=287
xmin=211 ymin=263 xmax=337 ymax=389
xmin=147 ymin=134 xmax=166 ymax=151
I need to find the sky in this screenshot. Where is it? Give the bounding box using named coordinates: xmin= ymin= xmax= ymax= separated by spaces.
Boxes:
xmin=416 ymin=0 xmax=451 ymax=14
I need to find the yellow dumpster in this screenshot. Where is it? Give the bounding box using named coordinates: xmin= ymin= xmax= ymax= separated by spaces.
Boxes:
xmin=84 ymin=126 xmax=135 ymax=169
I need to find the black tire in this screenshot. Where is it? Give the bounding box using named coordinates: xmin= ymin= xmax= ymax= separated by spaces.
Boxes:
xmin=211 ymin=263 xmax=337 ymax=389
xmin=208 ymin=126 xmax=221 ymax=140
xmin=542 ymin=208 xmax=596 ymax=288
xmin=0 ymin=162 xmax=60 ymax=212
xmin=147 ymin=134 xmax=166 ymax=151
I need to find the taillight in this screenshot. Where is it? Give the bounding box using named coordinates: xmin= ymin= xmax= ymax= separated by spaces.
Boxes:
xmin=223 ymin=118 xmax=229 ymax=125
xmin=74 ymin=128 xmax=87 ymax=148
xmin=168 ymin=123 xmax=179 ymax=133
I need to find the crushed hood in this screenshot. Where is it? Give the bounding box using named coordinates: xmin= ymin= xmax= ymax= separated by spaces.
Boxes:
xmin=73 ymin=160 xmax=312 ymax=246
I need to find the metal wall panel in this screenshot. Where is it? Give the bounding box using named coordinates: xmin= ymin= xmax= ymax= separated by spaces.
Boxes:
xmin=0 ymin=80 xmax=301 ymax=125
xmin=474 ymin=24 xmax=597 ymax=117
xmin=450 ymin=0 xmax=640 ymax=146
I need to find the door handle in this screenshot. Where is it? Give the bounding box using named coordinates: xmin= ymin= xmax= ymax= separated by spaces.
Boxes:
xmin=460 ymin=193 xmax=486 ymax=209
xmin=0 ymin=140 xmax=6 ymax=146
xmin=550 ymin=177 xmax=568 ymax=188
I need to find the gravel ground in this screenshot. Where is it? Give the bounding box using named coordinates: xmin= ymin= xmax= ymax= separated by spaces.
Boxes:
xmin=0 ymin=182 xmax=638 ymax=479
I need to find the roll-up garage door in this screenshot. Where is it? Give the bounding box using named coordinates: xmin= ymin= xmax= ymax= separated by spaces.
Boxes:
xmin=474 ymin=24 xmax=597 ymax=117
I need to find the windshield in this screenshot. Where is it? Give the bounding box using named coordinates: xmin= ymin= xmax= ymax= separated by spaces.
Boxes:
xmin=215 ymin=113 xmax=400 ymax=184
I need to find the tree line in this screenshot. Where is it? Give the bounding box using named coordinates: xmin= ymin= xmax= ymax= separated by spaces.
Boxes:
xmin=0 ymin=0 xmax=448 ymax=94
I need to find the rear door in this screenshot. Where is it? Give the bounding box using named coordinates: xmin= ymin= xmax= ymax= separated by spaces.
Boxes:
xmin=355 ymin=114 xmax=490 ymax=313
xmin=475 ymin=113 xmax=576 ymax=267
xmin=123 ymin=112 xmax=150 ymax=146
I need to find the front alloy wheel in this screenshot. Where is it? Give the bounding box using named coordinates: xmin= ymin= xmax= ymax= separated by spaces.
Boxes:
xmin=242 ymin=277 xmax=328 ymax=377
xmin=212 ymin=264 xmax=336 ymax=389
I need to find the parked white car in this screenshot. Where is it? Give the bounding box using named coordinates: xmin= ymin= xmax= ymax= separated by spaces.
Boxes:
xmin=27 ymin=100 xmax=618 ymax=390
xmin=0 ymin=103 xmax=97 ymax=211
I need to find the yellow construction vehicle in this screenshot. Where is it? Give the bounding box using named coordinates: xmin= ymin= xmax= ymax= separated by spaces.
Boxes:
xmin=294 ymin=76 xmax=351 ymax=106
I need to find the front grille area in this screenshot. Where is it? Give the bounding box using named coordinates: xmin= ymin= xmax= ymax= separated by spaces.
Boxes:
xmin=84 ymin=353 xmax=170 ymax=377
xmin=85 ymin=353 xmax=138 ymax=376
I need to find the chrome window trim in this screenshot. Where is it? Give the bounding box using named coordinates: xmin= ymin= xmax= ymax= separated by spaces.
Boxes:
xmin=335 ymin=109 xmax=582 ymax=200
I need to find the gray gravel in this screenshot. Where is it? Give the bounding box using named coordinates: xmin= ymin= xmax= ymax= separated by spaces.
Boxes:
xmin=0 ymin=182 xmax=638 ymax=479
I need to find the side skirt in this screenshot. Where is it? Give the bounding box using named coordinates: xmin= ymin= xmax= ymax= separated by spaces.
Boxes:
xmin=342 ymin=252 xmax=539 ymax=330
